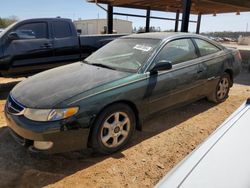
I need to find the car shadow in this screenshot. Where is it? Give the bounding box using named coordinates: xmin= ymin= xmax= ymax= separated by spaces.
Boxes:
xmin=0 ymin=98 xmax=215 ymax=187
xmin=234 ymin=70 xmax=250 ymax=86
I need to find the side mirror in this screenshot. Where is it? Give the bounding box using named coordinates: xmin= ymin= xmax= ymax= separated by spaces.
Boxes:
xmin=150 ymin=60 xmax=172 ymax=74
xmin=8 ymin=32 xmax=20 ymax=41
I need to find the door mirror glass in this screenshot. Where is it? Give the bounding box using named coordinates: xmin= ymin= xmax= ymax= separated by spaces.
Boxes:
xmin=8 ymin=32 xmax=20 ymax=41
xmin=151 ymin=60 xmax=172 ymax=74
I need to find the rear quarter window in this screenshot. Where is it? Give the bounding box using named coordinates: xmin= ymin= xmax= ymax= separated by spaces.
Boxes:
xmin=194 ymin=38 xmax=221 ymax=56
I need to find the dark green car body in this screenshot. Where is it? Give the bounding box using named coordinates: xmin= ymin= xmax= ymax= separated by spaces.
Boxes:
xmin=5 ymin=33 xmax=241 ymax=154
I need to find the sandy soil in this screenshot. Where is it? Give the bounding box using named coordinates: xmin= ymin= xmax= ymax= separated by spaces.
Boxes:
xmin=0 ymin=72 xmax=249 ymax=188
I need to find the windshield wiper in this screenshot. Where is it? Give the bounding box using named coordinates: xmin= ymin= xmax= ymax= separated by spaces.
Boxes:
xmin=90 ymin=63 xmax=116 ymax=70
xmin=82 ymin=60 xmax=116 ymax=70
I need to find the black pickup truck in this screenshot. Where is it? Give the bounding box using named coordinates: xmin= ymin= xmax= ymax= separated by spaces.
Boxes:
xmin=0 ymin=18 xmax=124 ymax=77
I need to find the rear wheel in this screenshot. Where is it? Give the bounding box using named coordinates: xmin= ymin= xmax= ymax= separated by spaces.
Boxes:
xmin=207 ymin=73 xmax=231 ymax=103
xmin=91 ymin=103 xmax=135 ymax=154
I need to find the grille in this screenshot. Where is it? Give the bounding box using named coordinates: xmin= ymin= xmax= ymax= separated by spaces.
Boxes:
xmin=6 ymin=95 xmax=25 ymax=115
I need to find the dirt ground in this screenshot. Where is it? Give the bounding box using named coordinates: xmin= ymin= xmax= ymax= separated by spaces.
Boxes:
xmin=0 ymin=71 xmax=249 ymax=188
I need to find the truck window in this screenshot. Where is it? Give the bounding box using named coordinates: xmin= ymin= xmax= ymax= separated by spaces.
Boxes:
xmin=53 ymin=21 xmax=72 ymax=38
xmin=15 ymin=22 xmax=48 ymax=39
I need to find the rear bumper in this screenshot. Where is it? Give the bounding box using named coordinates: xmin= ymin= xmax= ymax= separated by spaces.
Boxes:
xmin=5 ymin=110 xmax=90 ymax=154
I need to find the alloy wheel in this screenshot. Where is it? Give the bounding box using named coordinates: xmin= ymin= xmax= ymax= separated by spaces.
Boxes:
xmin=100 ymin=112 xmax=131 ymax=148
xmin=217 ymin=77 xmax=229 ymax=100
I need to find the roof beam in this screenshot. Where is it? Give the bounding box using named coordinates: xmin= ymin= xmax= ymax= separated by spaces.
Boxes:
xmin=202 ymin=0 xmax=250 ymax=10
xmin=111 ymin=0 xmax=146 ymax=6
xmin=88 ymin=0 xmax=250 ymax=14
xmin=113 ymin=11 xmax=197 ymax=22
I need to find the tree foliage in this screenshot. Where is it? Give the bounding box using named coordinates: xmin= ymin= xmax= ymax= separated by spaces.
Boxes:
xmin=0 ymin=16 xmax=18 ymax=28
xmin=134 ymin=26 xmax=161 ymax=33
xmin=201 ymin=31 xmax=250 ymax=39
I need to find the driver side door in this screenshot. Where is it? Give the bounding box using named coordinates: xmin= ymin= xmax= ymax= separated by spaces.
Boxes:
xmin=3 ymin=22 xmax=54 ymax=76
xmin=147 ymin=38 xmax=205 ymax=115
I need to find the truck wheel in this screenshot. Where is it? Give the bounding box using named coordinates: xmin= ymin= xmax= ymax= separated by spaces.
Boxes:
xmin=207 ymin=73 xmax=231 ymax=103
xmin=91 ymin=103 xmax=135 ymax=154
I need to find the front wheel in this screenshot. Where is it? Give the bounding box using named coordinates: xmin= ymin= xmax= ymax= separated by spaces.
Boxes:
xmin=207 ymin=73 xmax=231 ymax=103
xmin=91 ymin=103 xmax=136 ymax=154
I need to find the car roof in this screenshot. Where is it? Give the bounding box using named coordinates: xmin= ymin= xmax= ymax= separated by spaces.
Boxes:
xmin=122 ymin=32 xmax=225 ymax=50
xmin=156 ymin=99 xmax=250 ymax=188
xmin=122 ymin=32 xmax=202 ymax=40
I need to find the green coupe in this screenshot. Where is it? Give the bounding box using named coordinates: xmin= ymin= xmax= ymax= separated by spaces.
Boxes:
xmin=5 ymin=33 xmax=241 ymax=154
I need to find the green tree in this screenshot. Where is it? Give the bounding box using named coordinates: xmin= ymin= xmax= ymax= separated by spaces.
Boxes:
xmin=136 ymin=26 xmax=161 ymax=33
xmin=0 ymin=16 xmax=18 ymax=28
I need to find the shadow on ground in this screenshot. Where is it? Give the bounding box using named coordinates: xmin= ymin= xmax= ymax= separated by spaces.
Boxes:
xmin=0 ymin=98 xmax=215 ymax=188
xmin=235 ymin=71 xmax=250 ymax=86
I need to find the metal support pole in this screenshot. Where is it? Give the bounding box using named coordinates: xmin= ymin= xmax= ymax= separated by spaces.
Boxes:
xmin=181 ymin=0 xmax=192 ymax=32
xmin=175 ymin=10 xmax=180 ymax=32
xmin=196 ymin=13 xmax=202 ymax=34
xmin=107 ymin=4 xmax=113 ymax=34
xmin=145 ymin=7 xmax=150 ymax=32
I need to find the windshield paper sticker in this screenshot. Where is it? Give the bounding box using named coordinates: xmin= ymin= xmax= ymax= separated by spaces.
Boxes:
xmin=133 ymin=45 xmax=152 ymax=52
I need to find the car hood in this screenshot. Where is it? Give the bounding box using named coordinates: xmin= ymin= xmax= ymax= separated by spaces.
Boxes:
xmin=11 ymin=62 xmax=130 ymax=108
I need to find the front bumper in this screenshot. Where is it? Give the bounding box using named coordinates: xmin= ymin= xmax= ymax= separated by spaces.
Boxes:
xmin=5 ymin=110 xmax=90 ymax=154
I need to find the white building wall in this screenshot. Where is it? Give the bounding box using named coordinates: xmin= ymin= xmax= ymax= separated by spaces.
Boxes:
xmin=74 ymin=19 xmax=132 ymax=35
xmin=238 ymin=36 xmax=250 ymax=45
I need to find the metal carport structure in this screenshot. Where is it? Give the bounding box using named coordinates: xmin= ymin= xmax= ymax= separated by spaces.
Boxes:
xmin=87 ymin=0 xmax=250 ymax=34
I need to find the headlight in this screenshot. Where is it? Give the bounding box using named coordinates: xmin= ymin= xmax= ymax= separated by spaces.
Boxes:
xmin=24 ymin=107 xmax=79 ymax=122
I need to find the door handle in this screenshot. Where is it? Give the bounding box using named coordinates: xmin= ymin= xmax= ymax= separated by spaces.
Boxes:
xmin=40 ymin=43 xmax=52 ymax=48
xmin=197 ymin=63 xmax=207 ymax=74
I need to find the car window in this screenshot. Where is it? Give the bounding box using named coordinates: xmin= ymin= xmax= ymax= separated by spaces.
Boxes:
xmin=154 ymin=39 xmax=198 ymax=65
xmin=194 ymin=38 xmax=220 ymax=56
xmin=85 ymin=38 xmax=161 ymax=72
xmin=15 ymin=22 xmax=48 ymax=39
xmin=53 ymin=21 xmax=72 ymax=38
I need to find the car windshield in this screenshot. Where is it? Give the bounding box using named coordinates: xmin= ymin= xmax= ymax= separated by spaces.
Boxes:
xmin=84 ymin=38 xmax=161 ymax=72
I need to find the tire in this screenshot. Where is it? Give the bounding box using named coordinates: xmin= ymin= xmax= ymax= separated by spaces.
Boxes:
xmin=207 ymin=73 xmax=231 ymax=103
xmin=91 ymin=103 xmax=136 ymax=154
